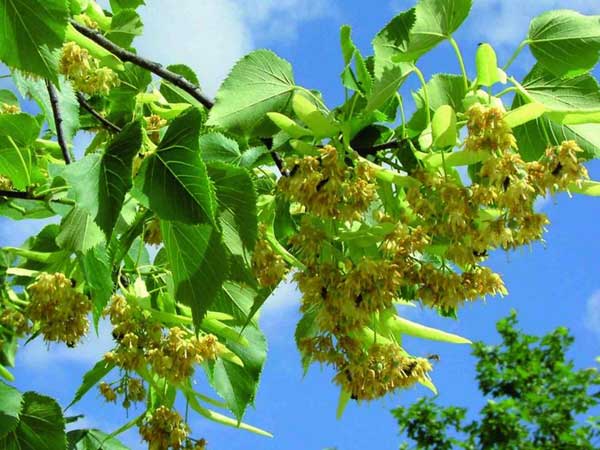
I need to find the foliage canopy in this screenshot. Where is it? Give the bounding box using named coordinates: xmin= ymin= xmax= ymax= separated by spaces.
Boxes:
xmin=0 ymin=0 xmax=598 ymax=448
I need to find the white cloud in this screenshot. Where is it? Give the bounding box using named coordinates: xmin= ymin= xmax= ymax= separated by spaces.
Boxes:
xmin=469 ymin=0 xmax=600 ymax=48
xmin=103 ymin=0 xmax=335 ymax=97
xmin=18 ymin=318 xmax=114 ymax=369
xmin=585 ymin=290 xmax=600 ymax=337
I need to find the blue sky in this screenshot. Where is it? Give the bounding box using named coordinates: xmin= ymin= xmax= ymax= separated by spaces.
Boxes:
xmin=4 ymin=0 xmax=600 ymax=449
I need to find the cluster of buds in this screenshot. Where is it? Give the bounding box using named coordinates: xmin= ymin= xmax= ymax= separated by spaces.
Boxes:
xmin=0 ymin=103 xmax=20 ymax=114
xmin=0 ymin=175 xmax=13 ymax=191
xmin=99 ymin=377 xmax=146 ymax=408
xmin=278 ymin=145 xmax=376 ymax=221
xmin=0 ymin=308 xmax=31 ymax=335
xmin=26 ymin=273 xmax=92 ymax=346
xmin=251 ymin=224 xmax=288 ymax=288
xmin=103 ymin=295 xmax=218 ymax=383
xmin=59 ymin=42 xmax=119 ymax=95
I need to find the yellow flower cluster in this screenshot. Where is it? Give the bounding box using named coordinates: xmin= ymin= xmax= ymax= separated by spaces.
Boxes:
xmin=139 ymin=406 xmax=190 ymax=450
xmin=278 ymin=145 xmax=376 ymax=221
xmin=465 ymin=104 xmax=516 ymax=152
xmin=0 ymin=103 xmax=20 ymax=114
xmin=0 ymin=308 xmax=31 ymax=335
xmin=0 ymin=175 xmax=13 ymax=191
xmin=26 ymin=273 xmax=92 ymax=346
xmin=99 ymin=377 xmax=146 ymax=408
xmin=252 ymin=224 xmax=288 ymax=288
xmin=145 ymin=114 xmax=168 ymax=131
xmin=59 ymin=42 xmax=119 ymax=95
xmin=104 ymin=295 xmax=218 ymax=383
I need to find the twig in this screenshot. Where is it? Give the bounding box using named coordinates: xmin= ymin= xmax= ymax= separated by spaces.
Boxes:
xmin=46 ymin=80 xmax=71 ymax=164
xmin=76 ymin=92 xmax=122 ymax=133
xmin=69 ymin=21 xmax=290 ymax=176
xmin=0 ymin=190 xmax=74 ymax=205
xmin=70 ymin=21 xmax=214 ymax=109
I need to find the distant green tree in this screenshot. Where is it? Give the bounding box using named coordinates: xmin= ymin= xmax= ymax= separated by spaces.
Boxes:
xmin=393 ymin=312 xmax=600 ymax=449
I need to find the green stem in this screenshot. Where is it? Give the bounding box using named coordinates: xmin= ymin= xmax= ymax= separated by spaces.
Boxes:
xmin=503 ymin=40 xmax=528 ymax=71
xmin=412 ymin=66 xmax=431 ymax=125
xmin=265 ymin=232 xmax=305 ymax=270
xmin=397 ymin=93 xmax=406 ymax=139
xmin=496 ymin=86 xmax=516 ymax=98
xmin=448 ymin=36 xmax=469 ymax=91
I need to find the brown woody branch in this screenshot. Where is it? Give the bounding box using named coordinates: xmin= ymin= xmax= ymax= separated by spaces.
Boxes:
xmin=46 ymin=80 xmax=71 ymax=164
xmin=76 ymin=92 xmax=122 ymax=133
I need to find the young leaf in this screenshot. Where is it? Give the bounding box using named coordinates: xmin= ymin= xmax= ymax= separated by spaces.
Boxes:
xmin=207 ymin=50 xmax=296 ymax=136
xmin=292 ymin=94 xmax=339 ymax=138
xmin=199 ymin=132 xmax=242 ymax=165
xmin=0 ymin=381 xmax=22 ymax=440
xmin=431 ymin=105 xmax=457 ymax=147
xmin=0 ymin=113 xmax=42 ymax=147
xmin=0 ymin=145 xmax=33 ymax=191
xmin=528 ymin=10 xmax=600 ymax=78
xmin=106 ymin=9 xmax=143 ymax=48
xmin=160 ymin=64 xmax=201 ymax=105
xmin=67 ymin=360 xmax=115 ymax=410
xmin=503 ymin=102 xmax=546 ymax=128
xmin=267 ymin=113 xmax=312 ymax=138
xmin=408 ymin=74 xmax=467 ymax=134
xmin=136 ymin=108 xmax=216 ymax=225
xmin=0 ymin=0 xmax=69 ymax=82
xmin=392 ymin=0 xmax=473 ymax=62
xmin=161 ymin=221 xmax=229 ymax=327
xmin=475 ymin=43 xmax=502 ymax=87
xmin=365 ymin=63 xmax=413 ymax=114
xmin=0 ymin=392 xmax=67 ymax=450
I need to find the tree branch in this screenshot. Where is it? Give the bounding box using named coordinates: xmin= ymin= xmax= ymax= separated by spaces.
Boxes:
xmin=69 ymin=21 xmax=290 ymax=176
xmin=46 ymin=80 xmax=71 ymax=164
xmin=76 ymin=92 xmax=122 ymax=133
xmin=0 ymin=190 xmax=74 ymax=205
xmin=69 ymin=21 xmax=214 ymax=109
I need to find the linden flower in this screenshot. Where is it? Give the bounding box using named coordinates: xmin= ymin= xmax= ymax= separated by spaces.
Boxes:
xmin=252 ymin=224 xmax=288 ymax=288
xmin=0 ymin=309 xmax=31 ymax=335
xmin=99 ymin=382 xmax=117 ymax=403
xmin=139 ymin=406 xmax=190 ymax=450
xmin=0 ymin=103 xmax=20 ymax=114
xmin=26 ymin=273 xmax=92 ymax=346
xmin=0 ymin=175 xmax=14 ymax=191
xmin=465 ymin=104 xmax=516 ymax=153
xmin=144 ymin=217 xmax=163 ymax=246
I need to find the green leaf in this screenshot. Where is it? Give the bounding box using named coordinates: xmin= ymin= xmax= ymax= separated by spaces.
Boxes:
xmin=63 ymin=122 xmax=142 ymax=238
xmin=67 ymin=429 xmax=128 ymax=450
xmin=109 ymin=0 xmax=145 ymax=13
xmin=199 ymin=132 xmax=242 ymax=165
xmin=136 ymin=108 xmax=216 ymax=225
xmin=292 ymin=94 xmax=339 ymax=138
xmin=80 ymin=244 xmax=113 ymax=327
xmin=0 ymin=381 xmax=22 ymax=440
xmin=372 ymin=9 xmax=416 ymax=76
xmin=528 ymin=10 xmax=600 ymax=78
xmin=504 ymin=103 xmax=546 ymax=128
xmin=365 ymin=63 xmax=413 ymax=114
xmin=267 ymin=113 xmax=311 ymax=138
xmin=519 ymin=64 xmax=600 ymax=112
xmin=392 ymin=0 xmax=472 ymax=62
xmin=13 ymin=72 xmax=80 ymax=143
xmin=208 ymin=325 xmax=267 ymax=421
xmin=160 ymin=64 xmax=200 ymax=104
xmin=408 ymin=74 xmax=467 ymax=134
xmin=56 ymin=206 xmax=105 ymax=253
xmin=0 ymin=145 xmax=33 ymax=190
xmin=476 ymin=43 xmax=503 ymax=87
xmin=161 ymin=221 xmax=229 ymax=327
xmin=106 ymin=9 xmax=143 ymax=48
xmin=0 ymin=392 xmax=66 ymax=450
xmin=67 ymin=360 xmax=114 ymax=410
xmin=0 ymin=113 xmax=41 ymax=146
xmin=207 ymin=162 xmax=257 ymax=250
xmin=0 ymin=0 xmax=68 ymax=81
xmin=207 ymin=50 xmax=296 ymax=136
xmin=432 ymin=105 xmax=457 ymax=147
